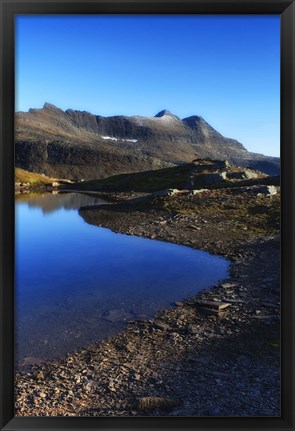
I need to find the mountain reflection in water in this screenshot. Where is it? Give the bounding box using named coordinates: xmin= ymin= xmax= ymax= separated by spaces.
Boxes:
xmin=15 ymin=192 xmax=229 ymax=369
xmin=16 ymin=191 xmax=109 ymax=214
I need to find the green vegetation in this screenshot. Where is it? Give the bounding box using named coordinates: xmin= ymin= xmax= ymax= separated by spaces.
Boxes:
xmin=148 ymin=191 xmax=280 ymax=239
xmin=15 ymin=168 xmax=53 ymax=185
xmin=62 ymin=164 xmax=196 ymax=193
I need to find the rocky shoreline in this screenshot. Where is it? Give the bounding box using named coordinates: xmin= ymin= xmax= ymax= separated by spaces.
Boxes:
xmin=15 ymin=187 xmax=280 ymax=417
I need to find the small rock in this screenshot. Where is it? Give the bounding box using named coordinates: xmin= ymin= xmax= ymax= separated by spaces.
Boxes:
xmin=188 ymin=224 xmax=201 ymax=231
xmin=104 ymin=309 xmax=132 ymax=323
xmin=154 ymin=321 xmax=170 ymax=331
xmin=190 ymin=189 xmax=209 ymax=195
xmin=220 ymin=283 xmax=236 ymax=289
xmin=196 ymin=301 xmax=231 ymax=311
xmin=175 ymin=301 xmax=183 ymax=307
xmin=223 ymin=298 xmax=244 ymax=304
xmin=36 ymin=371 xmax=45 ymax=380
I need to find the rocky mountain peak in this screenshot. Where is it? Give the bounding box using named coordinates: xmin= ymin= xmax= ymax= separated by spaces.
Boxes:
xmin=183 ymin=114 xmax=202 ymax=121
xmin=154 ymin=110 xmax=176 ymax=118
xmin=182 ymin=115 xmax=204 ymax=127
xmin=41 ymin=102 xmax=65 ymax=114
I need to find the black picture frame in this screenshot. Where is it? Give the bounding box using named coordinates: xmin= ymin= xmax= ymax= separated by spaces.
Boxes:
xmin=0 ymin=1 xmax=294 ymax=430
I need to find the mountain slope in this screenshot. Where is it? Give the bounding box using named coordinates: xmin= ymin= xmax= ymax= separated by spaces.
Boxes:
xmin=61 ymin=159 xmax=280 ymax=194
xmin=15 ymin=103 xmax=280 ymax=180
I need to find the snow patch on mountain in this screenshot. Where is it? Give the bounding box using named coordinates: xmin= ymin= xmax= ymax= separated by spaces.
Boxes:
xmin=101 ymin=136 xmax=138 ymax=143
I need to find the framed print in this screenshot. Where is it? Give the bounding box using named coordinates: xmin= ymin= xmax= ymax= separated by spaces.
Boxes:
xmin=0 ymin=1 xmax=294 ymax=430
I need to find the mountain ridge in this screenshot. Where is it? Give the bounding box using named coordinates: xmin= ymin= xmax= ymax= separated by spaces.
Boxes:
xmin=15 ymin=103 xmax=280 ymax=180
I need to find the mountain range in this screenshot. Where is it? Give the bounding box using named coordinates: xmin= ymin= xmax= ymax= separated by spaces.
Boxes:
xmin=15 ymin=103 xmax=280 ymax=180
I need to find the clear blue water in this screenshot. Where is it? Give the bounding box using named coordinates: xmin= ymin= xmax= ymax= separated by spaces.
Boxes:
xmin=15 ymin=192 xmax=229 ymax=368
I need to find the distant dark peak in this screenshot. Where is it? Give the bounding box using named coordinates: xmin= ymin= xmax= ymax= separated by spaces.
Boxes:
xmin=182 ymin=115 xmax=203 ymax=123
xmin=182 ymin=115 xmax=208 ymax=130
xmin=154 ymin=110 xmax=175 ymax=118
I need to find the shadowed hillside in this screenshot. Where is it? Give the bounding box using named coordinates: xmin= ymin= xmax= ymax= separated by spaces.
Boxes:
xmin=61 ymin=159 xmax=279 ymax=194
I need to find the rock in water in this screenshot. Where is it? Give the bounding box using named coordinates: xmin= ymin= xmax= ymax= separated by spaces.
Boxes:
xmin=104 ymin=309 xmax=132 ymax=322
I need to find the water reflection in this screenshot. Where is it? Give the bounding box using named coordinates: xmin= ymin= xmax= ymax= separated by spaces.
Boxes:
xmin=15 ymin=192 xmax=229 ymax=368
xmin=15 ymin=191 xmax=109 ymax=214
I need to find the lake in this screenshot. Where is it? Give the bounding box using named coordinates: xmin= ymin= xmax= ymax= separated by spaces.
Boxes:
xmin=15 ymin=192 xmax=229 ymax=368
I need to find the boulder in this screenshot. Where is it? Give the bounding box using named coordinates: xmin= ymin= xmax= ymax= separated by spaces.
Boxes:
xmin=255 ymin=185 xmax=278 ymax=196
xmin=152 ymin=188 xmax=179 ymax=197
xmin=153 ymin=321 xmax=170 ymax=331
xmin=189 ymin=188 xmax=209 ymax=195
xmin=244 ymin=169 xmax=259 ymax=179
xmin=199 ymin=173 xmax=225 ymax=186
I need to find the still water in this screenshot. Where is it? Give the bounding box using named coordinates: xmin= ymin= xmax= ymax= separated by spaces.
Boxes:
xmin=15 ymin=192 xmax=229 ymax=367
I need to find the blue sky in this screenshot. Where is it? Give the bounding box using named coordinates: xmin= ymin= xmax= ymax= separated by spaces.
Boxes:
xmin=15 ymin=15 xmax=280 ymax=157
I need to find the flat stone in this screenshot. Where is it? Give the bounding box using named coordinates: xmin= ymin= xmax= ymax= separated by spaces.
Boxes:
xmin=249 ymin=315 xmax=278 ymax=320
xmin=154 ymin=321 xmax=170 ymax=331
xmin=188 ymin=224 xmax=201 ymax=230
xmin=196 ymin=301 xmax=231 ymax=311
xmin=104 ymin=309 xmax=133 ymax=323
xmin=190 ymin=189 xmax=209 ymax=195
xmin=21 ymin=357 xmax=44 ymax=367
xmin=220 ymin=283 xmax=236 ymax=289
xmin=223 ymin=298 xmax=245 ymax=304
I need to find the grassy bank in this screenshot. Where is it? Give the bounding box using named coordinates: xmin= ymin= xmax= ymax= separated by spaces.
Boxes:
xmin=15 ymin=168 xmax=54 ymax=185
